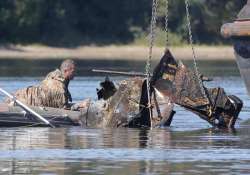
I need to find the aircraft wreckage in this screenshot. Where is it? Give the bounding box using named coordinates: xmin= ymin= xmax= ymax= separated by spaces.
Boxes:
xmin=0 ymin=50 xmax=243 ymax=128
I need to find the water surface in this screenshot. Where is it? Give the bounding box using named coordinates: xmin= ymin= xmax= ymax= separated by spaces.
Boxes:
xmin=0 ymin=60 xmax=250 ymax=175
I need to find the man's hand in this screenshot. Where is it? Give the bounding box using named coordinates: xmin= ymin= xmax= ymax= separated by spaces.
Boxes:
xmin=77 ymin=98 xmax=91 ymax=109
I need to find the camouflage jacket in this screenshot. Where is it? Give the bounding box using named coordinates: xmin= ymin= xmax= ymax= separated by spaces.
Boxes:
xmin=8 ymin=69 xmax=72 ymax=108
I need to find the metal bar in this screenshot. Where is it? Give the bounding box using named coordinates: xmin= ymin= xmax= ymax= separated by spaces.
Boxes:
xmin=0 ymin=88 xmax=55 ymax=128
xmin=92 ymin=69 xmax=147 ymax=77
xmin=92 ymin=69 xmax=212 ymax=82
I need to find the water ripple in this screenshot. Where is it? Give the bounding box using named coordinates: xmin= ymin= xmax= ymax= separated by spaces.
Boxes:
xmin=0 ymin=148 xmax=250 ymax=162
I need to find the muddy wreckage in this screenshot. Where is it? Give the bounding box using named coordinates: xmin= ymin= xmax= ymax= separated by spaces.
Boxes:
xmin=0 ymin=50 xmax=243 ymax=128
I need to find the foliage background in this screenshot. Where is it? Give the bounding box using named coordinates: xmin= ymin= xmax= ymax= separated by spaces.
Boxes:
xmin=0 ymin=0 xmax=247 ymax=46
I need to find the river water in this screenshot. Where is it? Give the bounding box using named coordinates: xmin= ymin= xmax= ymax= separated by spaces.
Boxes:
xmin=0 ymin=59 xmax=250 ymax=175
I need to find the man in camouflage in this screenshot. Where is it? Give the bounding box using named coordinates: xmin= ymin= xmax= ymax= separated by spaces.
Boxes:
xmin=6 ymin=59 xmax=76 ymax=109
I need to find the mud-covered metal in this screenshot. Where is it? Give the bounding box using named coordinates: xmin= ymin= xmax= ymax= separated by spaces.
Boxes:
xmin=77 ymin=76 xmax=174 ymax=128
xmin=96 ymin=76 xmax=117 ymax=100
xmin=77 ymin=50 xmax=242 ymax=129
xmin=83 ymin=50 xmax=242 ymax=129
xmin=151 ymin=50 xmax=243 ymax=128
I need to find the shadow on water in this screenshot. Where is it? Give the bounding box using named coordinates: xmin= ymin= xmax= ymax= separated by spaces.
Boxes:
xmin=0 ymin=58 xmax=240 ymax=77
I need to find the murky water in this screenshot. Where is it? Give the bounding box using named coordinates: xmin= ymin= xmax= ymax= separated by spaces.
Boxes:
xmin=0 ymin=60 xmax=250 ymax=174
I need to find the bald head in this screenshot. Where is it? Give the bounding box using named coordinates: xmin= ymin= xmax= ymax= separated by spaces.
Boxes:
xmin=60 ymin=59 xmax=76 ymax=80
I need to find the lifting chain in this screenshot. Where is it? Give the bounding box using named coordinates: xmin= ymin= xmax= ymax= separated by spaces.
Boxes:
xmin=145 ymin=0 xmax=158 ymax=127
xmin=165 ymin=0 xmax=169 ymax=49
xmin=145 ymin=0 xmax=158 ymax=76
xmin=185 ymin=0 xmax=210 ymax=103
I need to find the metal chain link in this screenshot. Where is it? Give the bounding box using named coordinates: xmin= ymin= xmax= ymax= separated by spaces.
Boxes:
xmin=145 ymin=0 xmax=158 ymax=76
xmin=165 ymin=0 xmax=169 ymax=49
xmin=185 ymin=0 xmax=208 ymax=101
xmin=145 ymin=0 xmax=158 ymax=127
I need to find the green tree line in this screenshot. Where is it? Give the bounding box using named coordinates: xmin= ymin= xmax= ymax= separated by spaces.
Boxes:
xmin=0 ymin=0 xmax=247 ymax=46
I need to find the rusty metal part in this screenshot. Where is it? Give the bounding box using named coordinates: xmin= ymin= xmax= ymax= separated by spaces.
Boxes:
xmin=98 ymin=77 xmax=175 ymax=128
xmin=150 ymin=50 xmax=243 ymax=128
xmin=96 ymin=76 xmax=117 ymax=100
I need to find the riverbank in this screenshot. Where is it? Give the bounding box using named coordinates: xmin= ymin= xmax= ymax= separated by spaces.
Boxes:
xmin=0 ymin=45 xmax=235 ymax=61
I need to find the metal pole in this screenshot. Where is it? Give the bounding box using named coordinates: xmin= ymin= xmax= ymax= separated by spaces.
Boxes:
xmin=92 ymin=69 xmax=147 ymax=77
xmin=0 ymin=88 xmax=55 ymax=128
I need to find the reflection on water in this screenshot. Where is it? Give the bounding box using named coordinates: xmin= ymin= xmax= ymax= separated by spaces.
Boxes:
xmin=0 ymin=59 xmax=249 ymax=174
xmin=1 ymin=127 xmax=250 ymax=174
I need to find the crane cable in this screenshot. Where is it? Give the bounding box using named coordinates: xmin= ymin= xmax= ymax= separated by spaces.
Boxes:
xmin=165 ymin=0 xmax=169 ymax=49
xmin=145 ymin=0 xmax=212 ymax=127
xmin=184 ymin=0 xmax=211 ymax=107
xmin=145 ymin=0 xmax=158 ymax=127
